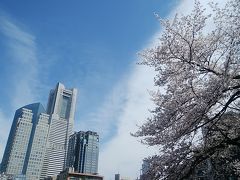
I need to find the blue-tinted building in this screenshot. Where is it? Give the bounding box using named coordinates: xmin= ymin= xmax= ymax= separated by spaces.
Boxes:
xmin=0 ymin=103 xmax=50 ymax=179
xmin=66 ymin=131 xmax=99 ymax=174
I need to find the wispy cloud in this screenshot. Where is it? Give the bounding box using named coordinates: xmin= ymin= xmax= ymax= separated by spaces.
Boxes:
xmin=98 ymin=64 xmax=157 ymax=180
xmin=0 ymin=13 xmax=39 ymax=109
xmin=74 ymin=55 xmax=158 ymax=180
xmin=75 ymin=74 xmax=129 ymax=141
xmin=0 ymin=110 xmax=11 ymax=162
xmin=0 ymin=12 xmax=40 ymax=161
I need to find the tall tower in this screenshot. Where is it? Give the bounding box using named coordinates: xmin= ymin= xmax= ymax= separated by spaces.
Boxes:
xmin=0 ymin=103 xmax=50 ymax=180
xmin=66 ymin=131 xmax=99 ymax=174
xmin=41 ymin=83 xmax=77 ymax=178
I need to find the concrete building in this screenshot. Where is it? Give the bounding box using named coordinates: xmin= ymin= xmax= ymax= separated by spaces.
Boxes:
xmin=0 ymin=103 xmax=50 ymax=179
xmin=56 ymin=168 xmax=103 ymax=180
xmin=115 ymin=174 xmax=120 ymax=180
xmin=66 ymin=131 xmax=99 ymax=174
xmin=114 ymin=174 xmax=131 ymax=180
xmin=41 ymin=83 xmax=77 ymax=178
xmin=140 ymin=159 xmax=150 ymax=180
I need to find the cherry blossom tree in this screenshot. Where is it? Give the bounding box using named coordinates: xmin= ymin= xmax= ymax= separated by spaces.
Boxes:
xmin=134 ymin=0 xmax=240 ymax=179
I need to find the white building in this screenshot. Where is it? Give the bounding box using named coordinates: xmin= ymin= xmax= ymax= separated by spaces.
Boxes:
xmin=0 ymin=103 xmax=50 ymax=180
xmin=40 ymin=83 xmax=77 ymax=179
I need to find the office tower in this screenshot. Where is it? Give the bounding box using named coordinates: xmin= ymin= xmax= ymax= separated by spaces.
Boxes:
xmin=41 ymin=83 xmax=77 ymax=178
xmin=140 ymin=159 xmax=150 ymax=180
xmin=0 ymin=103 xmax=50 ymax=180
xmin=115 ymin=174 xmax=120 ymax=180
xmin=66 ymin=131 xmax=99 ymax=174
xmin=141 ymin=160 xmax=150 ymax=175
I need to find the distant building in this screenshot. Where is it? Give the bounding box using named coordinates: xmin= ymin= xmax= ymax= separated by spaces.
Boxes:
xmin=115 ymin=174 xmax=120 ymax=180
xmin=140 ymin=159 xmax=150 ymax=180
xmin=114 ymin=174 xmax=131 ymax=180
xmin=66 ymin=131 xmax=99 ymax=174
xmin=141 ymin=159 xmax=149 ymax=175
xmin=56 ymin=167 xmax=103 ymax=180
xmin=41 ymin=83 xmax=77 ymax=178
xmin=0 ymin=103 xmax=50 ymax=179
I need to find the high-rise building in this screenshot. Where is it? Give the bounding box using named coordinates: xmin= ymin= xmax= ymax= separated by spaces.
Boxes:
xmin=0 ymin=103 xmax=50 ymax=180
xmin=114 ymin=174 xmax=131 ymax=180
xmin=40 ymin=83 xmax=77 ymax=178
xmin=140 ymin=159 xmax=150 ymax=180
xmin=115 ymin=174 xmax=120 ymax=180
xmin=66 ymin=131 xmax=99 ymax=174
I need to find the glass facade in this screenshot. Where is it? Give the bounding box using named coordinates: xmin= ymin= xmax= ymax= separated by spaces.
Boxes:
xmin=60 ymin=95 xmax=71 ymax=119
xmin=66 ymin=131 xmax=99 ymax=174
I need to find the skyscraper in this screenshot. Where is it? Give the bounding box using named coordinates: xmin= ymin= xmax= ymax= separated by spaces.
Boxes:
xmin=66 ymin=131 xmax=99 ymax=174
xmin=0 ymin=103 xmax=50 ymax=180
xmin=115 ymin=174 xmax=120 ymax=180
xmin=40 ymin=83 xmax=77 ymax=178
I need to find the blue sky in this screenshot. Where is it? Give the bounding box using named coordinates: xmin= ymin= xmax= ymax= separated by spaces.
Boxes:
xmin=0 ymin=1 xmax=176 ymax=142
xmin=0 ymin=0 xmax=223 ymax=179
xmin=0 ymin=0 xmax=176 ymax=134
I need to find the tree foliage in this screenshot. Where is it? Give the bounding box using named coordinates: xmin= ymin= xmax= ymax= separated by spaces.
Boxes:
xmin=134 ymin=0 xmax=240 ymax=179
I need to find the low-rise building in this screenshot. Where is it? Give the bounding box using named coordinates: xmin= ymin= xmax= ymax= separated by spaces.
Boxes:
xmin=57 ymin=168 xmax=103 ymax=180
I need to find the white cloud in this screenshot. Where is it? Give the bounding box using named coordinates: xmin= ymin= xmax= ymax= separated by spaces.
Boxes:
xmin=99 ymin=64 xmax=157 ymax=180
xmin=75 ymin=78 xmax=128 ymax=141
xmin=0 ymin=110 xmax=11 ymax=162
xmin=0 ymin=14 xmax=39 ymax=110
xmin=97 ymin=0 xmax=229 ymax=179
